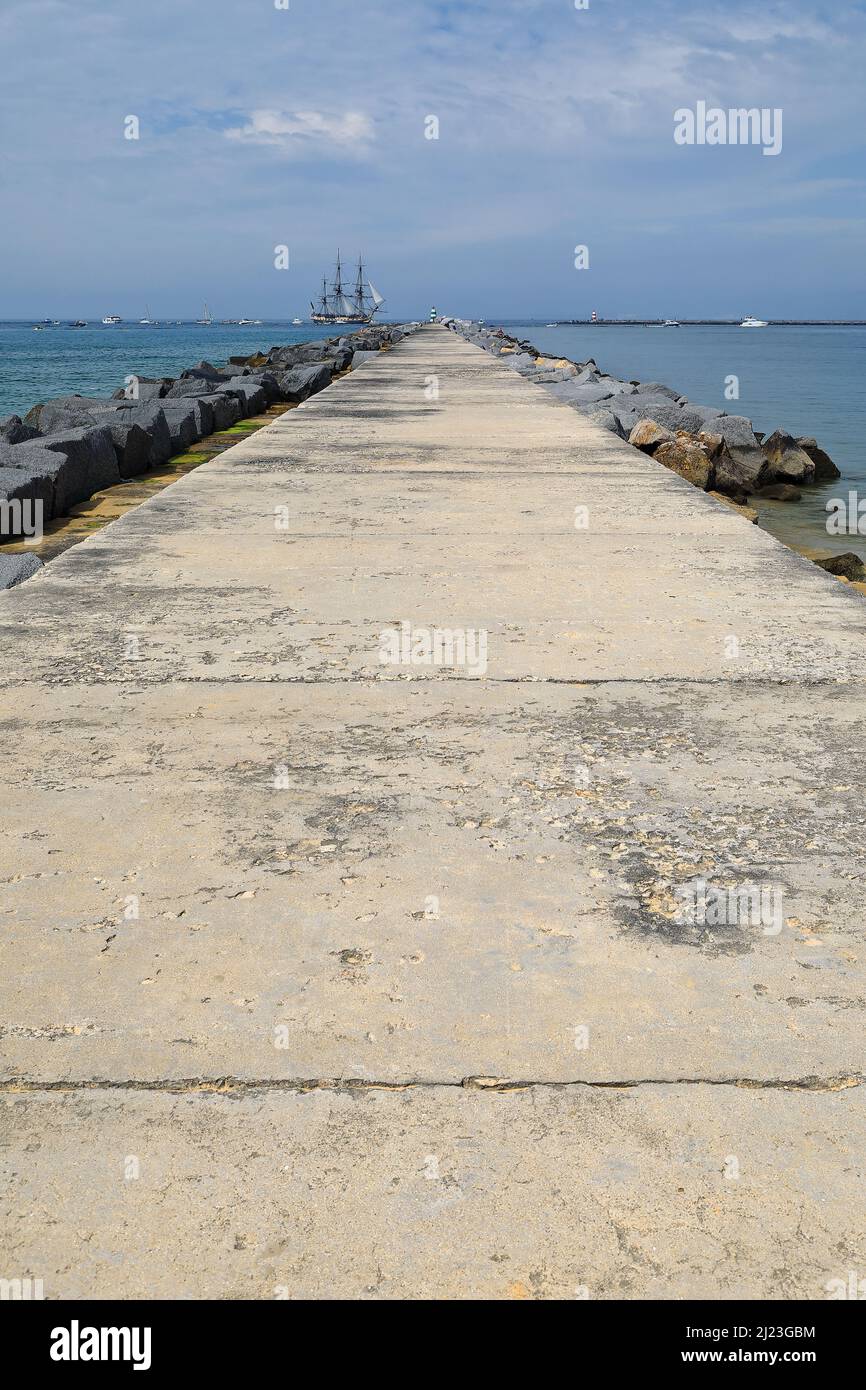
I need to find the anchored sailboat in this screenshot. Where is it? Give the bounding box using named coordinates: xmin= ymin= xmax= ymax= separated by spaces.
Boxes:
xmin=310 ymin=252 xmax=384 ymax=325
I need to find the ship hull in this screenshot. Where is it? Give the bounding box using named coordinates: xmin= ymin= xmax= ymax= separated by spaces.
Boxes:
xmin=310 ymin=312 xmax=377 ymax=325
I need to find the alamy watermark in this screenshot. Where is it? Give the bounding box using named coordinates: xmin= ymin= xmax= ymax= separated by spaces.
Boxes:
xmin=378 ymin=620 xmax=488 ymax=676
xmin=674 ymin=102 xmax=782 ymax=157
xmin=826 ymin=491 xmax=866 ymax=535
xmin=0 ymin=498 xmax=44 ymax=544
xmin=0 ymin=1276 xmax=44 ymax=1300
xmin=674 ymin=878 xmax=784 ymax=935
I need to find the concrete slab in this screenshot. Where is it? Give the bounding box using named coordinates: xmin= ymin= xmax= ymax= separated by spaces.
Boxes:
xmin=3 ymin=1085 xmax=863 ymax=1300
xmin=1 ymin=681 xmax=864 ymax=1086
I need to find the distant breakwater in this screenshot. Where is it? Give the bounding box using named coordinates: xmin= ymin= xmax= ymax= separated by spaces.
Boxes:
xmin=0 ymin=322 xmax=414 ymax=591
xmin=444 ymin=318 xmax=866 ymax=590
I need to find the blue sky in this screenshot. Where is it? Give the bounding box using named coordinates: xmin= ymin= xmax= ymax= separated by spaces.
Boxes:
xmin=1 ymin=0 xmax=864 ymax=318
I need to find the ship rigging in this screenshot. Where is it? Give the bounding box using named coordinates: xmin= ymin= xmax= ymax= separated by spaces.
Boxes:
xmin=310 ymin=252 xmax=384 ymax=324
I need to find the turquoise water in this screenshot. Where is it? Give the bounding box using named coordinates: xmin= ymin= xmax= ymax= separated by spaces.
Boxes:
xmin=0 ymin=320 xmax=331 ymax=418
xmin=502 ymin=322 xmax=866 ymax=562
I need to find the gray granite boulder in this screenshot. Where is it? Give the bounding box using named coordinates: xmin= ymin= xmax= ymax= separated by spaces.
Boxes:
xmin=100 ymin=418 xmax=152 ymax=477
xmin=636 ymin=402 xmax=721 ymax=436
xmin=596 ymin=377 xmax=636 ymax=397
xmin=0 ymin=414 xmax=39 ymax=445
xmin=531 ymin=368 xmax=579 ymax=384
xmin=190 ymin=398 xmax=217 ymax=439
xmin=215 ymin=377 xmax=267 ymax=416
xmin=110 ymin=378 xmax=173 ymax=402
xmin=585 ymin=408 xmax=627 ymax=439
xmin=0 ymin=463 xmax=55 ymax=533
xmin=277 ymin=364 xmax=332 ymax=403
xmin=700 ymin=415 xmax=770 ymax=493
xmin=814 ymin=552 xmax=866 ymax=581
xmin=179 ymin=362 xmax=230 ymax=383
xmin=546 ymin=381 xmax=615 ymax=406
xmin=606 ymin=397 xmax=681 ymax=434
xmin=634 ymin=382 xmax=680 ymax=402
xmin=24 ymin=396 xmax=117 ymax=434
xmin=157 ymin=402 xmax=201 ymax=452
xmin=196 ymin=394 xmax=240 ymax=432
xmin=35 ymin=427 xmax=120 ymax=504
xmin=323 ymin=347 xmax=353 ymax=373
xmin=0 ymin=437 xmax=114 ymax=516
xmin=761 ymin=430 xmax=816 ymax=485
xmin=0 ymin=552 xmax=43 ymax=590
xmin=165 ymin=378 xmax=220 ymax=401
xmin=123 ymin=403 xmax=173 ymax=467
xmin=245 ymin=373 xmax=282 ymax=406
xmin=100 ymin=402 xmax=173 ymax=470
xmin=796 ymin=437 xmax=841 ymax=482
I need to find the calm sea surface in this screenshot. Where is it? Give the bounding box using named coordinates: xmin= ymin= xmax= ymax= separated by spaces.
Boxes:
xmin=0 ymin=320 xmax=324 ymax=420
xmin=1 ymin=319 xmax=863 ymax=561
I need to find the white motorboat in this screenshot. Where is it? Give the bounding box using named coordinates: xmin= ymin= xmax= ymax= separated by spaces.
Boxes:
xmin=740 ymin=316 xmax=768 ymax=327
xmin=102 ymin=314 xmax=122 ymax=325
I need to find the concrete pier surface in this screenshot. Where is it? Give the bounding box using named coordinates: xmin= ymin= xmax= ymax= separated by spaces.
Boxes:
xmin=2 ymin=325 xmax=865 ymax=1299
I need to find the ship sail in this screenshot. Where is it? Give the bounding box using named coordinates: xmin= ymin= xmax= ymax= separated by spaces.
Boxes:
xmin=310 ymin=252 xmax=385 ymax=324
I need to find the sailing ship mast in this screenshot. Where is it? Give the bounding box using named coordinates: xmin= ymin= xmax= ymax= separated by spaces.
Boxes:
xmin=310 ymin=251 xmax=385 ymax=324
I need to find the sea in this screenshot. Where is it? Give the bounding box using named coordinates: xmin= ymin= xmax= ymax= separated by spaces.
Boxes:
xmin=1 ymin=318 xmax=864 ymax=562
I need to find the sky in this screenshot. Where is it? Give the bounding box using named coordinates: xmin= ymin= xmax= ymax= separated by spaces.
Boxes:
xmin=0 ymin=0 xmax=864 ymax=320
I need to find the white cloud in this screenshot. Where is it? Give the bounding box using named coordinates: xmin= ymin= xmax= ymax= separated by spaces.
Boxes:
xmin=224 ymin=109 xmax=373 ymax=151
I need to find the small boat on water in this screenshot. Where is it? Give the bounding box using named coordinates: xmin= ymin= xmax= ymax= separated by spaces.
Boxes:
xmin=663 ymin=318 xmax=681 ymax=327
xmin=292 ymin=317 xmax=303 ymax=326
xmin=71 ymin=320 xmax=87 ymax=328
xmin=102 ymin=314 xmax=122 ymax=325
xmin=740 ymin=315 xmax=769 ymax=327
xmin=197 ymin=303 xmax=214 ymax=326
xmin=139 ymin=306 xmax=160 ymax=325
xmin=545 ymin=322 xmax=558 ymax=328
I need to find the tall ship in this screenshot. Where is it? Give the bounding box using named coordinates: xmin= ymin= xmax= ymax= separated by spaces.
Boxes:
xmin=310 ymin=252 xmax=384 ymax=324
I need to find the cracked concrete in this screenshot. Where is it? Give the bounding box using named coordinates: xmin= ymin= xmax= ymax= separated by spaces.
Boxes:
xmin=1 ymin=326 xmax=864 ymax=1298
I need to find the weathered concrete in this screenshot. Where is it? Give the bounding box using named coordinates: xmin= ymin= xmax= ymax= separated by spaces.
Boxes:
xmin=1 ymin=326 xmax=864 ymax=1299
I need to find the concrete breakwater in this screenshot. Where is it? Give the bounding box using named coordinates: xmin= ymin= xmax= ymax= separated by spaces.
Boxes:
xmin=444 ymin=319 xmax=865 ymax=587
xmin=0 ymin=322 xmax=413 ymax=589
xmin=2 ymin=325 xmax=866 ymax=1297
